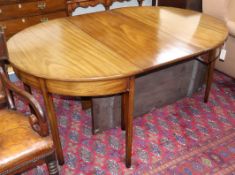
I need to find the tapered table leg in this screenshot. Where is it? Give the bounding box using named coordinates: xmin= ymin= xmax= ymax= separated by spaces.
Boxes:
xmin=204 ymin=50 xmax=216 ymax=103
xmin=125 ymin=77 xmax=135 ymax=168
xmin=121 ymin=93 xmax=128 ymax=131
xmin=81 ymin=97 xmax=92 ymax=110
xmin=39 ymin=79 xmax=64 ymax=165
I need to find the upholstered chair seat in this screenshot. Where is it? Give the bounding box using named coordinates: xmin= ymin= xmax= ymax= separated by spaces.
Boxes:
xmin=0 ymin=109 xmax=54 ymax=174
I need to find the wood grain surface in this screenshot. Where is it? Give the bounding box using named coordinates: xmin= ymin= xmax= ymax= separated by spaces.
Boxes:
xmin=7 ymin=6 xmax=228 ymax=82
xmin=6 ymin=6 xmax=228 ymax=167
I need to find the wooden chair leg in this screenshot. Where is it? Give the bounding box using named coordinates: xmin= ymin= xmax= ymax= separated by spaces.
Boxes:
xmin=125 ymin=77 xmax=135 ymax=168
xmin=46 ymin=153 xmax=59 ymax=175
xmin=204 ymin=50 xmax=216 ymax=103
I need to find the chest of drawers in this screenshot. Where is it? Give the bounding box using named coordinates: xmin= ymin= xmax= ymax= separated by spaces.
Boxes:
xmin=0 ymin=0 xmax=67 ymax=39
xmin=67 ymin=0 xmax=144 ymax=15
xmin=0 ymin=0 xmax=67 ymax=108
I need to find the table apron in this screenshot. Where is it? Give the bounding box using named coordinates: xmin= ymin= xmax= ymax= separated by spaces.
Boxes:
xmin=45 ymin=78 xmax=130 ymax=96
xmin=14 ymin=69 xmax=130 ymax=96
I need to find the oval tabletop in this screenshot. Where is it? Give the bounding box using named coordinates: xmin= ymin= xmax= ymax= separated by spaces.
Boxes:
xmin=7 ymin=6 xmax=228 ymax=82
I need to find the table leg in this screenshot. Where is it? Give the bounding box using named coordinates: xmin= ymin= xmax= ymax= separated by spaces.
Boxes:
xmin=125 ymin=77 xmax=135 ymax=168
xmin=204 ymin=50 xmax=216 ymax=103
xmin=39 ymin=79 xmax=64 ymax=165
xmin=121 ymin=93 xmax=128 ymax=131
xmin=81 ymin=97 xmax=92 ymax=110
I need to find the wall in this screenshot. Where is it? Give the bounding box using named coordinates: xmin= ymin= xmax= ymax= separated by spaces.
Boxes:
xmin=203 ymin=0 xmax=235 ymax=78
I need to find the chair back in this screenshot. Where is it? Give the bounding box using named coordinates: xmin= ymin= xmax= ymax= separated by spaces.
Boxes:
xmin=0 ymin=28 xmax=8 ymax=107
xmin=0 ymin=29 xmax=49 ymax=136
xmin=0 ymin=27 xmax=8 ymax=62
xmin=0 ymin=67 xmax=49 ymax=136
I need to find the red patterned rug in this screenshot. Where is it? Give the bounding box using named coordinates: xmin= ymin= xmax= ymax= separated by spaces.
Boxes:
xmin=18 ymin=71 xmax=235 ymax=175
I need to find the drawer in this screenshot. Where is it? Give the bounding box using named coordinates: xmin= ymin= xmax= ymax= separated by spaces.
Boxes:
xmin=0 ymin=1 xmax=38 ymax=6
xmin=0 ymin=0 xmax=66 ymax=21
xmin=0 ymin=11 xmax=67 ymax=39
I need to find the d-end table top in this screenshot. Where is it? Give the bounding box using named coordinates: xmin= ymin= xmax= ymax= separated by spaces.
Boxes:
xmin=7 ymin=6 xmax=228 ymax=82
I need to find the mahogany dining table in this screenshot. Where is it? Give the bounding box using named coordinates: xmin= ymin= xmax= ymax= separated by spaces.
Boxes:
xmin=7 ymin=6 xmax=228 ymax=168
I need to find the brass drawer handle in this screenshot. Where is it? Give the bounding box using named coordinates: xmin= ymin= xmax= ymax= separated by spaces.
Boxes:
xmin=18 ymin=4 xmax=22 ymax=8
xmin=0 ymin=9 xmax=2 ymax=14
xmin=22 ymin=18 xmax=26 ymax=23
xmin=38 ymin=1 xmax=47 ymax=10
xmin=0 ymin=25 xmax=7 ymax=30
xmin=40 ymin=17 xmax=48 ymax=23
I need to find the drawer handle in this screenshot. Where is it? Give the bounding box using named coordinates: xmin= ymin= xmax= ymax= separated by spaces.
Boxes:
xmin=22 ymin=18 xmax=26 ymax=23
xmin=38 ymin=1 xmax=46 ymax=10
xmin=0 ymin=25 xmax=7 ymax=30
xmin=18 ymin=4 xmax=22 ymax=9
xmin=0 ymin=9 xmax=2 ymax=14
xmin=40 ymin=17 xmax=48 ymax=23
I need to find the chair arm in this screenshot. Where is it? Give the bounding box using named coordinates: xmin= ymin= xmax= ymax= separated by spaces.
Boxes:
xmin=0 ymin=67 xmax=49 ymax=136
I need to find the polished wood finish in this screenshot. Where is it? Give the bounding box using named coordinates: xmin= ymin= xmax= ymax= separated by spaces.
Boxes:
xmin=0 ymin=0 xmax=67 ymax=39
xmin=0 ymin=0 xmax=66 ymax=21
xmin=0 ymin=1 xmax=40 ymax=6
xmin=7 ymin=7 xmax=228 ymax=167
xmin=0 ymin=0 xmax=67 ymax=112
xmin=46 ymin=78 xmax=129 ymax=96
xmin=8 ymin=8 xmax=228 ymax=81
xmin=0 ymin=65 xmax=59 ymax=174
xmin=1 ymin=11 xmax=67 ymax=39
xmin=125 ymin=76 xmax=135 ymax=168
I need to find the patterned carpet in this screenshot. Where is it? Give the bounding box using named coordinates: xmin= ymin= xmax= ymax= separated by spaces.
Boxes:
xmin=18 ymin=71 xmax=235 ymax=175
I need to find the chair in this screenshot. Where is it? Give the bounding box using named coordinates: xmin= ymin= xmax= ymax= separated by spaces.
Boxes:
xmin=203 ymin=0 xmax=235 ymax=78
xmin=0 ymin=31 xmax=59 ymax=175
